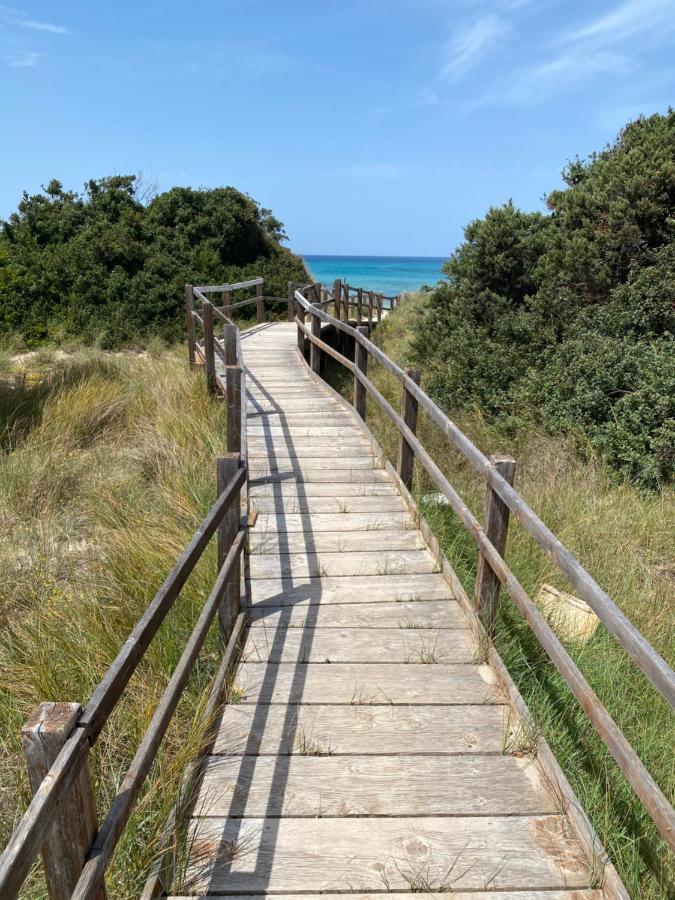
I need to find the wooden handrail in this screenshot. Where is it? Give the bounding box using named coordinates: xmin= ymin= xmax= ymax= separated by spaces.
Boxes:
xmin=294 ymin=291 xmax=675 ymax=710
xmin=294 ymin=295 xmax=675 ymax=853
xmin=0 ymin=465 xmax=247 ymax=900
xmin=195 ymin=276 xmax=263 ymax=292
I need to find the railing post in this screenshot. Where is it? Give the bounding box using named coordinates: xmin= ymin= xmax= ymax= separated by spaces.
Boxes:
xmin=296 ymin=297 xmax=305 ymax=357
xmin=217 ymin=453 xmax=242 ymax=643
xmin=342 ymin=283 xmax=350 ymax=321
xmin=310 ymin=309 xmax=322 ymax=375
xmin=475 ymin=455 xmax=517 ymax=635
xmin=367 ymin=290 xmax=373 ymax=332
xmin=22 ymin=703 xmax=106 ymax=900
xmin=287 ymin=282 xmax=294 ymax=322
xmin=226 ymin=366 xmax=242 ymax=454
xmin=202 ymin=300 xmax=216 ymax=395
xmin=256 ymin=281 xmax=265 ymax=324
xmin=222 ymin=289 xmax=232 ymax=320
xmin=354 ymin=325 xmax=368 ymax=420
xmin=223 ymin=323 xmax=237 ymax=367
xmin=397 ymin=367 xmax=420 ymax=490
xmin=332 ymin=279 xmax=341 ymax=321
xmin=185 ymin=285 xmax=196 ymax=369
xmin=356 ymin=287 xmax=363 ymax=325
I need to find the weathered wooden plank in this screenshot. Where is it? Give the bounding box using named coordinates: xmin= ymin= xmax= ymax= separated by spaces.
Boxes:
xmin=250 ymin=469 xmax=389 ymax=484
xmin=248 ymin=599 xmax=463 ymax=628
xmin=212 ymin=702 xmax=504 ymax=755
xmin=247 ymin=447 xmax=375 ymax=459
xmin=247 ymin=549 xmax=437 ymax=578
xmin=249 ymin=495 xmax=406 ymax=514
xmin=247 ymin=425 xmax=361 ymax=437
xmin=235 ymin=661 xmax=498 ymax=705
xmin=249 ymin=530 xmax=423 ymax=556
xmin=171 ymin=892 xmax=603 ymax=900
xmin=249 ymin=484 xmax=398 ymax=501
xmin=249 ymin=573 xmax=452 ymax=605
xmin=182 ymin=816 xmax=591 ymax=893
xmin=248 ymin=454 xmax=374 ymax=470
xmin=250 ymin=511 xmax=414 ymax=531
xmin=242 ymin=625 xmax=473 ymax=663
xmin=197 ymin=754 xmax=555 ymax=817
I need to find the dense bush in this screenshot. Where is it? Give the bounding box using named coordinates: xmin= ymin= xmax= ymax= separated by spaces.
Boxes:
xmin=0 ymin=176 xmax=308 ymax=348
xmin=414 ymin=111 xmax=675 ymax=487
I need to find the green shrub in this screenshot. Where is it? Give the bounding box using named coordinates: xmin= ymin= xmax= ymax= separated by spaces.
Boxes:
xmin=0 ymin=176 xmax=308 ymax=348
xmin=413 ymin=111 xmax=675 ymax=486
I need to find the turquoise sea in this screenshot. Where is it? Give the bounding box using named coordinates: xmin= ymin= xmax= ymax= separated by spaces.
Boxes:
xmin=302 ymin=255 xmax=446 ymax=295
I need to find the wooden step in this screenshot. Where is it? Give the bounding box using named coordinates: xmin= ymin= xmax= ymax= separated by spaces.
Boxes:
xmin=196 ymin=754 xmax=556 ymax=817
xmin=249 ymin=495 xmax=406 ymax=514
xmin=249 ymin=482 xmax=398 ymax=498
xmin=248 ymin=531 xmax=423 ymax=556
xmin=248 ymin=599 xmax=464 ymax=628
xmin=242 ymin=625 xmax=473 ymax=663
xmin=182 ymin=816 xmax=591 ymax=893
xmin=247 ymin=549 xmax=438 ymax=578
xmin=248 ymin=573 xmax=452 ymax=605
xmin=235 ymin=661 xmax=499 ymax=705
xmin=212 ymin=703 xmax=505 ymax=755
xmin=172 ymin=891 xmax=602 ymax=900
xmin=250 ymin=511 xmax=414 ymax=531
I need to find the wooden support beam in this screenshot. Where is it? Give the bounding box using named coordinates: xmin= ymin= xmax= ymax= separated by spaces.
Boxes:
xmin=185 ymin=285 xmax=196 ymax=369
xmin=202 ymin=301 xmax=216 ymax=394
xmin=356 ymin=287 xmax=363 ymax=325
xmin=222 ymin=289 xmax=232 ymax=319
xmin=226 ymin=366 xmax=242 ymax=454
xmin=354 ymin=325 xmax=369 ymax=420
xmin=223 ymin=323 xmax=237 ymax=367
xmin=475 ymin=455 xmax=517 ymax=635
xmin=255 ymin=281 xmax=265 ymax=324
xmin=217 ymin=454 xmax=242 ymax=644
xmin=367 ymin=290 xmax=373 ymax=332
xmin=310 ymin=310 xmax=322 ymax=375
xmin=332 ymin=279 xmax=341 ymax=321
xmin=397 ymin=367 xmax=420 ymax=490
xmin=22 ymin=703 xmax=105 ymax=900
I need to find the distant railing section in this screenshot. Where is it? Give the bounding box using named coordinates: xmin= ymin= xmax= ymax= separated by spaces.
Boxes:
xmin=293 ymin=285 xmax=675 ymax=858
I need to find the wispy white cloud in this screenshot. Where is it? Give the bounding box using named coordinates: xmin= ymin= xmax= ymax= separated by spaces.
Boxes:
xmin=0 ymin=5 xmax=69 ymax=68
xmin=439 ymin=14 xmax=509 ymax=82
xmin=6 ymin=48 xmax=38 ymax=66
xmin=14 ymin=18 xmax=69 ymax=35
xmin=565 ymin=0 xmax=675 ymax=45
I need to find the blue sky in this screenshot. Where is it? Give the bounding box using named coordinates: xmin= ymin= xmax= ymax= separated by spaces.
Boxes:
xmin=1 ymin=0 xmax=673 ymax=256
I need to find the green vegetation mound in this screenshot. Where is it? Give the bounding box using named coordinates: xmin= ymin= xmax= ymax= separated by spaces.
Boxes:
xmin=414 ymin=111 xmax=675 ymax=488
xmin=0 ymin=175 xmax=308 ymax=348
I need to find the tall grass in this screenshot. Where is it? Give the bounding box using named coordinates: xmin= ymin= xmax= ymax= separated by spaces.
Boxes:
xmin=325 ymin=299 xmax=674 ymax=899
xmin=0 ymin=348 xmax=228 ymax=898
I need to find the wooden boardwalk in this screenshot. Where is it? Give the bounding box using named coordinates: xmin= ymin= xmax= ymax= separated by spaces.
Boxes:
xmin=175 ymin=323 xmax=602 ymax=898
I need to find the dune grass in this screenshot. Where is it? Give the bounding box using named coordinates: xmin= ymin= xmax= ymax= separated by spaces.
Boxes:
xmin=0 ymin=348 xmax=228 ymax=898
xmin=325 ymin=299 xmax=674 ymax=899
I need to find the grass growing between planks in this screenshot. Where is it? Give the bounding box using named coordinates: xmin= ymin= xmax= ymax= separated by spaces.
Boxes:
xmin=0 ymin=347 xmax=229 ymax=898
xmin=324 ymin=298 xmax=675 ymax=899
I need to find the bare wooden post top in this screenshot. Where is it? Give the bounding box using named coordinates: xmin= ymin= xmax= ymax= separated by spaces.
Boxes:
xmin=475 ymin=455 xmax=517 ymax=635
xmin=354 ymin=325 xmax=369 ymax=421
xmin=22 ymin=703 xmax=105 ymax=900
xmin=397 ymin=367 xmax=421 ymax=490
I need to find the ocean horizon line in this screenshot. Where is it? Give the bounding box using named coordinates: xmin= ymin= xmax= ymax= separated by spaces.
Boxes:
xmin=300 ymin=252 xmax=446 ymax=260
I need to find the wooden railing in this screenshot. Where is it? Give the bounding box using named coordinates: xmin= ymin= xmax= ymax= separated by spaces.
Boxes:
xmin=0 ymin=289 xmax=254 ymax=899
xmin=293 ymin=286 xmax=675 ymax=857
